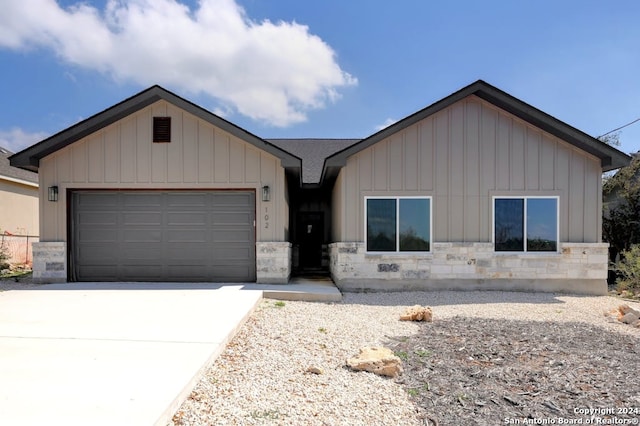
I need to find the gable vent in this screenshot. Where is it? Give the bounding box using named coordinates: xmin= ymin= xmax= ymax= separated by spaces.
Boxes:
xmin=153 ymin=117 xmax=171 ymax=143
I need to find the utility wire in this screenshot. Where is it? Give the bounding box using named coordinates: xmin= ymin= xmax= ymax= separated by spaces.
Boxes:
xmin=598 ymin=116 xmax=640 ymax=138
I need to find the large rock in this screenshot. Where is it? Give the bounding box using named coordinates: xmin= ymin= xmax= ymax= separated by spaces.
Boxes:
xmin=617 ymin=304 xmax=640 ymax=318
xmin=346 ymin=347 xmax=403 ymax=378
xmin=620 ymin=312 xmax=640 ymax=324
xmin=400 ymin=305 xmax=433 ymax=322
xmin=617 ymin=304 xmax=640 ymax=324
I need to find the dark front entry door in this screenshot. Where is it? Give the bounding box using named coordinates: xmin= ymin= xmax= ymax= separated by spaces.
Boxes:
xmin=298 ymin=212 xmax=324 ymax=269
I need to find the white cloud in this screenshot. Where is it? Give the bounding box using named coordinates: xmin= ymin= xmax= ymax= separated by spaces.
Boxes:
xmin=0 ymin=128 xmax=49 ymax=153
xmin=374 ymin=118 xmax=397 ymax=132
xmin=0 ymin=0 xmax=357 ymax=126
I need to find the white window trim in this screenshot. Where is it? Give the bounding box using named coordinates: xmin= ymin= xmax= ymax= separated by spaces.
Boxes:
xmin=364 ymin=196 xmax=433 ymax=254
xmin=491 ymin=195 xmax=560 ymax=253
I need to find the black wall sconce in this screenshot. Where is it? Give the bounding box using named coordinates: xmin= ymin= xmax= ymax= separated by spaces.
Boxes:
xmin=261 ymin=185 xmax=270 ymax=202
xmin=48 ymin=186 xmax=59 ymax=202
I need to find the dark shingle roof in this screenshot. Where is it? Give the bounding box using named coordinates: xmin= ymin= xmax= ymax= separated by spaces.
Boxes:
xmin=0 ymin=147 xmax=38 ymax=185
xmin=268 ymin=139 xmax=360 ymax=184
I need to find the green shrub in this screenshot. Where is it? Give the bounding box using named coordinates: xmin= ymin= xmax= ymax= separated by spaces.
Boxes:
xmin=616 ymin=244 xmax=640 ymax=294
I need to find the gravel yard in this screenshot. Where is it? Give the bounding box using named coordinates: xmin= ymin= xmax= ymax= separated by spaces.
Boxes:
xmin=0 ymin=279 xmax=40 ymax=291
xmin=169 ymin=290 xmax=640 ymax=426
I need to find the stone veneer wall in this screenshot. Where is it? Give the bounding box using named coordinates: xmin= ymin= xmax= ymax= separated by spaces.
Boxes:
xmin=32 ymin=242 xmax=67 ymax=283
xmin=31 ymin=241 xmax=291 ymax=284
xmin=256 ymin=242 xmax=292 ymax=284
xmin=329 ymin=242 xmax=609 ymax=295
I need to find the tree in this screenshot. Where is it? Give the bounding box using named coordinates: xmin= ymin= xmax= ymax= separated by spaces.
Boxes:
xmin=602 ymin=154 xmax=640 ymax=262
xmin=599 ymin=131 xmax=621 ymax=147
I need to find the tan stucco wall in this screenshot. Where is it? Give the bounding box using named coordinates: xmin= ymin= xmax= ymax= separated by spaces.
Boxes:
xmin=39 ymin=100 xmax=287 ymax=243
xmin=333 ymin=95 xmax=603 ymax=244
xmin=0 ymin=179 xmax=38 ymax=235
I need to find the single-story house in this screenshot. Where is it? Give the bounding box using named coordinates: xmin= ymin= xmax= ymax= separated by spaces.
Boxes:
xmin=0 ymin=147 xmax=39 ymax=266
xmin=10 ymin=80 xmax=631 ymax=294
xmin=0 ymin=147 xmax=39 ymax=236
xmin=1 ymin=147 xmax=39 ymax=237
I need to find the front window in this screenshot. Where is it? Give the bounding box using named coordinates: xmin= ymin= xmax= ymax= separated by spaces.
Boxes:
xmin=366 ymin=197 xmax=431 ymax=252
xmin=494 ymin=197 xmax=558 ymax=252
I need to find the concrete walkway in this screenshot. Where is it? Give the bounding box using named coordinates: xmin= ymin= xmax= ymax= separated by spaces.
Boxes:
xmin=0 ymin=280 xmax=342 ymax=426
xmin=246 ymin=275 xmax=342 ymax=302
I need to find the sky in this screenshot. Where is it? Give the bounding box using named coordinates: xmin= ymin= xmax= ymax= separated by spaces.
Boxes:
xmin=1 ymin=0 xmax=639 ymax=159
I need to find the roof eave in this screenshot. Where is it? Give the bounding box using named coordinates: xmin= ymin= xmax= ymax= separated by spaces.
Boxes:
xmin=0 ymin=175 xmax=39 ymax=188
xmin=472 ymin=86 xmax=631 ymax=172
xmin=9 ymin=87 xmax=163 ymax=171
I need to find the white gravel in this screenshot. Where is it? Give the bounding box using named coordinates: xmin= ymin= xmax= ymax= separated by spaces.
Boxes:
xmin=170 ymin=291 xmax=640 ymax=425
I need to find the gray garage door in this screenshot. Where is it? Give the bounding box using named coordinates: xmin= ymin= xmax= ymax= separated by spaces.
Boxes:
xmin=71 ymin=191 xmax=256 ymax=282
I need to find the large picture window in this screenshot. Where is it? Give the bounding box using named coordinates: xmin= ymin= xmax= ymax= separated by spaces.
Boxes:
xmin=494 ymin=197 xmax=558 ymax=252
xmin=366 ymin=197 xmax=431 ymax=252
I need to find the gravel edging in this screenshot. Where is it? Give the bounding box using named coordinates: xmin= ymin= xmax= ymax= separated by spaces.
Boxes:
xmin=170 ymin=291 xmax=640 ymax=426
xmin=0 ymin=278 xmax=41 ymax=292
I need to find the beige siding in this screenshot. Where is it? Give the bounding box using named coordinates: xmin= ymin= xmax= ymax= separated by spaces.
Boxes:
xmin=40 ymin=100 xmax=286 ymax=243
xmin=0 ymin=179 xmax=38 ymax=235
xmin=333 ymin=95 xmax=602 ymax=244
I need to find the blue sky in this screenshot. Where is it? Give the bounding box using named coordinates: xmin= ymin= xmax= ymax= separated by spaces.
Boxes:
xmin=1 ymin=0 xmax=639 ymax=158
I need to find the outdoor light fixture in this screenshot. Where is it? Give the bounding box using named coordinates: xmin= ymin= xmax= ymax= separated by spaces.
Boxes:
xmin=48 ymin=186 xmax=59 ymax=202
xmin=261 ymin=185 xmax=271 ymax=202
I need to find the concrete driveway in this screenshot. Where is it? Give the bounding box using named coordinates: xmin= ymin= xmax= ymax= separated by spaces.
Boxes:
xmin=0 ymin=283 xmax=263 ymax=426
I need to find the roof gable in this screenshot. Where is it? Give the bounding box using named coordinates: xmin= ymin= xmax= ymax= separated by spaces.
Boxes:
xmin=326 ymin=80 xmax=631 ymax=172
xmin=9 ymin=85 xmax=300 ymax=172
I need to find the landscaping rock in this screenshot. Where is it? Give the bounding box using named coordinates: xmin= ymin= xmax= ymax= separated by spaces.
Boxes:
xmin=617 ymin=304 xmax=640 ymax=319
xmin=306 ymin=366 xmax=323 ymax=375
xmin=399 ymin=305 xmax=433 ymax=322
xmin=346 ymin=346 xmax=403 ymax=378
xmin=620 ymin=312 xmax=640 ymax=324
xmin=609 ymin=304 xmax=640 ymax=327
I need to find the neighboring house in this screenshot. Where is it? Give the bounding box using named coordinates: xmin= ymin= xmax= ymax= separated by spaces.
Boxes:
xmin=0 ymin=147 xmax=39 ymax=266
xmin=0 ymin=147 xmax=38 ymax=236
xmin=10 ymin=81 xmax=630 ymax=294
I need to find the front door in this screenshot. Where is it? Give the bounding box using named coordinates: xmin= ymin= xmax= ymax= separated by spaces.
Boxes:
xmin=297 ymin=212 xmax=324 ymax=270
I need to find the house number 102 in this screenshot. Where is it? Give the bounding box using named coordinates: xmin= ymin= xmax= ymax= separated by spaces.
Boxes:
xmin=264 ymin=207 xmax=269 ymax=229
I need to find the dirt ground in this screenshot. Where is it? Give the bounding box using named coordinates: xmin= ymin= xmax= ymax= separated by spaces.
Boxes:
xmin=388 ymin=316 xmax=640 ymax=426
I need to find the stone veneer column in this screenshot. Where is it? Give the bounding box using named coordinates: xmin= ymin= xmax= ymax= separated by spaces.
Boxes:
xmin=32 ymin=242 xmax=67 ymax=283
xmin=256 ymin=242 xmax=292 ymax=284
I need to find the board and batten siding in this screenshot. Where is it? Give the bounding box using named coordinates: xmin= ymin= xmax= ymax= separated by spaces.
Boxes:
xmin=39 ymin=100 xmax=287 ymax=242
xmin=332 ymin=95 xmax=602 ymax=244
